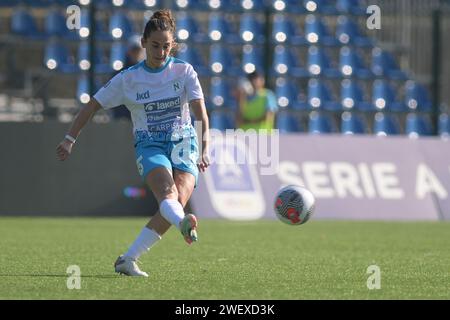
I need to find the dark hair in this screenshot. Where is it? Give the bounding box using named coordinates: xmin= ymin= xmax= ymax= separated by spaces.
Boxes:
xmin=247 ymin=70 xmax=263 ymax=82
xmin=143 ymin=10 xmax=178 ymax=54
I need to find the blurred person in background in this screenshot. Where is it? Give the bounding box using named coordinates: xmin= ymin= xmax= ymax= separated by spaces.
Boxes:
xmin=111 ymin=35 xmax=146 ymax=120
xmin=236 ymin=70 xmax=278 ymax=131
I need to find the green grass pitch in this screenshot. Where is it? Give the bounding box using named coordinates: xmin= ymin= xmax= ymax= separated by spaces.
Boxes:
xmin=0 ymin=217 xmax=449 ymax=299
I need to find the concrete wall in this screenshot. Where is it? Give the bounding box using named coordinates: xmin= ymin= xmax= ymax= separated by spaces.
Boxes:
xmin=0 ymin=121 xmax=158 ymax=216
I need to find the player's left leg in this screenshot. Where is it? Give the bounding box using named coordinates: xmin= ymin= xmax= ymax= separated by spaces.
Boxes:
xmin=145 ymin=168 xmax=196 ymax=235
xmin=170 ymin=169 xmax=198 ymax=244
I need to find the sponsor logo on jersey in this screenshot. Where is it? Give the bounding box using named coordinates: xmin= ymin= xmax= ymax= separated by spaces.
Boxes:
xmin=136 ymin=90 xmax=150 ymax=101
xmin=144 ymin=96 xmax=181 ymax=112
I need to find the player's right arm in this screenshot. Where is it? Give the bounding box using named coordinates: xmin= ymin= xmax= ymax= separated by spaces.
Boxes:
xmin=56 ymin=71 xmax=125 ymax=162
xmin=56 ymin=98 xmax=102 ymax=161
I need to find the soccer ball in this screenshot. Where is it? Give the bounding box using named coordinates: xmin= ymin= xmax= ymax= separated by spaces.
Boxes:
xmin=274 ymin=185 xmax=315 ymax=225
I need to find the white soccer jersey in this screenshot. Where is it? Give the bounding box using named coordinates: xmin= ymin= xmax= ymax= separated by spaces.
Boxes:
xmin=94 ymin=57 xmax=204 ymax=144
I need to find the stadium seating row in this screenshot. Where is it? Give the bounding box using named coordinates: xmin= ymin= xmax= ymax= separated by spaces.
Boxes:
xmin=9 ymin=8 xmax=371 ymax=47
xmin=2 ymin=0 xmax=439 ymax=136
xmin=4 ymin=0 xmax=366 ymax=15
xmin=209 ymin=110 xmax=450 ymax=137
xmin=273 ymin=78 xmax=430 ymax=112
xmin=43 ymin=40 xmax=405 ymax=80
xmin=74 ymin=74 xmax=429 ymax=114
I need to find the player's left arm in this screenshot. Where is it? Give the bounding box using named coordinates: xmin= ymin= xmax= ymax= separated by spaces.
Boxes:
xmin=190 ymin=98 xmax=210 ymax=172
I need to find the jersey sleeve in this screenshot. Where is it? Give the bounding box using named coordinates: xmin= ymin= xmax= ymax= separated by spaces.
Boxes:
xmin=185 ymin=64 xmax=204 ymax=102
xmin=266 ymin=90 xmax=278 ymax=113
xmin=93 ymin=72 xmax=125 ymax=109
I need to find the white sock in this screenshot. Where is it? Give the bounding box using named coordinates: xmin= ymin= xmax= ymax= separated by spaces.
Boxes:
xmin=124 ymin=227 xmax=161 ymax=260
xmin=159 ymin=198 xmax=185 ymax=230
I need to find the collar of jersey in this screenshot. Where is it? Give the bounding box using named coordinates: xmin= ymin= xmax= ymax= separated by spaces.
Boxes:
xmin=141 ymin=57 xmax=172 ymax=73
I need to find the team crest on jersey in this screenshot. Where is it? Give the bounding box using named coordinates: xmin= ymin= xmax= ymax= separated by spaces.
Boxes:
xmin=173 ymin=81 xmax=182 ymax=93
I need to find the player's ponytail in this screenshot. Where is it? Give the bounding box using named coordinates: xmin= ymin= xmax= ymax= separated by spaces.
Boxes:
xmin=143 ymin=9 xmax=178 ymax=55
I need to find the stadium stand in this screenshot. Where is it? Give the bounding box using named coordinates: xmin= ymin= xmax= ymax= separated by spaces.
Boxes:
xmin=341 ymin=111 xmax=367 ymax=134
xmin=276 ymin=110 xmax=302 ymax=133
xmin=438 ymin=113 xmax=450 ymax=137
xmin=308 ymin=110 xmax=338 ymax=134
xmin=0 ymin=0 xmax=448 ymax=137
xmin=373 ymin=112 xmax=401 ymax=136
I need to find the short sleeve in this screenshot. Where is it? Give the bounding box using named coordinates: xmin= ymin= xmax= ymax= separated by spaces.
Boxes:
xmin=185 ymin=64 xmax=204 ymax=102
xmin=266 ymin=90 xmax=278 ymax=113
xmin=93 ymin=72 xmax=125 ymax=109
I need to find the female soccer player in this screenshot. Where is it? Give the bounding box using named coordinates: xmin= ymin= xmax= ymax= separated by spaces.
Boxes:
xmin=56 ymin=10 xmax=210 ymax=277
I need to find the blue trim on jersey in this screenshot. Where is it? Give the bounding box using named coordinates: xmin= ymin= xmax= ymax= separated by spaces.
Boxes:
xmin=141 ymin=57 xmax=172 ymax=73
xmin=127 ymin=62 xmax=142 ymax=71
xmin=172 ymin=58 xmax=186 ymax=65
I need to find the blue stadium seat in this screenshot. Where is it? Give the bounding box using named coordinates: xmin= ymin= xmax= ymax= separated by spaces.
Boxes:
xmin=240 ymin=0 xmax=267 ymax=11
xmin=373 ymin=112 xmax=401 ymax=136
xmin=76 ymin=76 xmax=101 ymax=105
xmin=273 ymin=45 xmax=308 ymax=78
xmin=45 ymin=10 xmax=70 ymax=39
xmin=77 ymin=76 xmax=91 ymax=105
xmin=438 ymin=114 xmax=450 ymax=137
xmin=239 ymin=14 xmax=265 ymax=44
xmin=275 ymin=77 xmax=307 ymax=110
xmin=109 ymin=12 xmax=134 ymax=40
xmin=209 ymin=44 xmax=239 ymax=76
xmin=208 ymin=13 xmax=239 ymax=44
xmin=242 ymin=44 xmax=263 ymax=75
xmin=276 ymin=111 xmax=302 ymax=133
xmin=22 ymin=0 xmax=52 ymax=7
xmin=405 ymin=113 xmax=432 ymax=138
xmin=308 ymin=111 xmax=337 ymax=134
xmin=77 ymin=42 xmax=110 ymax=73
xmin=177 ymin=44 xmax=208 ymax=76
xmin=272 ymin=14 xmax=305 ymax=45
xmin=340 ymin=79 xmax=373 ymax=111
xmin=272 ymin=0 xmax=306 ymax=13
xmin=110 ymin=42 xmax=128 ymax=72
xmin=336 ymin=16 xmax=373 ymax=47
xmin=304 ymin=14 xmax=338 ymax=46
xmin=111 ymin=0 xmax=159 ymax=9
xmin=341 ymin=111 xmax=367 ymax=134
xmin=339 ymin=46 xmax=373 ymax=79
xmin=371 ymin=47 xmax=408 ymax=80
xmin=210 ymin=77 xmax=238 ymax=111
xmin=210 ymin=111 xmax=235 ymax=130
xmin=307 ymin=46 xmax=340 ymax=78
xmin=78 ymin=9 xmax=109 ymax=40
xmin=337 ymin=0 xmax=366 ymax=15
xmin=176 ymin=12 xmax=207 ymax=43
xmin=11 ymin=9 xmax=42 ymax=39
xmin=372 ymin=80 xmax=405 ymax=112
xmin=173 ymin=0 xmax=206 ymax=11
xmin=206 ymin=0 xmax=240 ymax=11
xmin=404 ymin=81 xmax=432 ymax=112
xmin=308 ymin=79 xmax=341 ymax=111
xmin=44 ymin=42 xmax=76 ymax=73
xmin=77 ymin=0 xmax=109 ymax=7
xmin=303 ymin=0 xmax=338 ymax=15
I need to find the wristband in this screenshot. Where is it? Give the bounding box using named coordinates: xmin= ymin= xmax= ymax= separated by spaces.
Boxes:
xmin=64 ymin=134 xmax=76 ymax=144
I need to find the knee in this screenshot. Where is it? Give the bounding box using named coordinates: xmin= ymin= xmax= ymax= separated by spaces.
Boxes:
xmin=156 ymin=183 xmax=178 ymax=202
